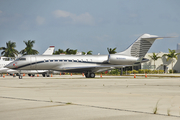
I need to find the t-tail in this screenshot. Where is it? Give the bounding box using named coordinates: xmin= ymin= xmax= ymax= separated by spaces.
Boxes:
xmin=116 ymin=34 xmax=172 ymax=58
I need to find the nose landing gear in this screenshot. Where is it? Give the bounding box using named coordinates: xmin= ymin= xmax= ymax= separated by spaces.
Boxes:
xmin=19 ymin=75 xmax=22 ymax=79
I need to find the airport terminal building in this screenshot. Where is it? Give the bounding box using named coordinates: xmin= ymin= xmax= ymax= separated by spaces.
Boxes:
xmin=141 ymin=44 xmax=180 ymax=73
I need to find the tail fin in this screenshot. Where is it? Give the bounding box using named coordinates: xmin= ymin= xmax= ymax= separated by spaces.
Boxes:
xmin=116 ymin=34 xmax=172 ymax=58
xmin=42 ymin=46 xmax=55 ymax=55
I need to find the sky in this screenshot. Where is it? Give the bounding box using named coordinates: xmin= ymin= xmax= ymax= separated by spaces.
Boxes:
xmin=0 ymin=0 xmax=180 ymax=55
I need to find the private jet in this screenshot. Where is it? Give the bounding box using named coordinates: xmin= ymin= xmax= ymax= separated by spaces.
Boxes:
xmin=1 ymin=46 xmax=55 ymax=77
xmin=5 ymin=34 xmax=172 ymax=79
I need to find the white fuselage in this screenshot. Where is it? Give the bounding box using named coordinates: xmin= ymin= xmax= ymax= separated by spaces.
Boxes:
xmin=5 ymin=54 xmax=138 ymax=73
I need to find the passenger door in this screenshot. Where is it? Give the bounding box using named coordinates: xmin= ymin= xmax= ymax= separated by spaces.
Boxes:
xmin=30 ymin=57 xmax=36 ymax=69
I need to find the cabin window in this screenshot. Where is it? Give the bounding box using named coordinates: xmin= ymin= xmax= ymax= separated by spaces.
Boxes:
xmin=50 ymin=60 xmax=53 ymax=62
xmin=19 ymin=58 xmax=26 ymax=61
xmin=74 ymin=60 xmax=77 ymax=62
xmin=68 ymin=60 xmax=72 ymax=62
xmin=45 ymin=60 xmax=48 ymax=62
xmin=59 ymin=60 xmax=63 ymax=62
xmin=55 ymin=60 xmax=58 ymax=62
xmin=64 ymin=60 xmax=67 ymax=62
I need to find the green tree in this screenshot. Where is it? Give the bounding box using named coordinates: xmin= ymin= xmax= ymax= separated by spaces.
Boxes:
xmin=65 ymin=48 xmax=77 ymax=55
xmin=20 ymin=40 xmax=39 ymax=55
xmin=87 ymin=50 xmax=92 ymax=55
xmin=53 ymin=49 xmax=65 ymax=55
xmin=0 ymin=41 xmax=19 ymax=57
xmin=82 ymin=51 xmax=86 ymax=55
xmin=107 ymin=47 xmax=117 ymax=54
xmin=82 ymin=50 xmax=92 ymax=55
xmin=163 ymin=49 xmax=180 ymax=73
xmin=148 ymin=53 xmax=161 ymax=70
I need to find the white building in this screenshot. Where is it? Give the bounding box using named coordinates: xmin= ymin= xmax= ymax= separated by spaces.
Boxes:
xmin=141 ymin=50 xmax=180 ymax=73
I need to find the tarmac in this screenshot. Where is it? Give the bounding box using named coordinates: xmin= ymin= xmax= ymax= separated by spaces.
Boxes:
xmin=0 ymin=75 xmax=180 ymax=120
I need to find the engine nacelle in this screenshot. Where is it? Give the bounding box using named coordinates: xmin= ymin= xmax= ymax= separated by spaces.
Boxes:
xmin=108 ymin=54 xmax=138 ymax=65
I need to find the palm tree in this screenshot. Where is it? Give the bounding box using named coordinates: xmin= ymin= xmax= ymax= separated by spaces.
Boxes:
xmin=0 ymin=41 xmax=19 ymax=57
xmin=82 ymin=50 xmax=92 ymax=55
xmin=148 ymin=53 xmax=161 ymax=70
xmin=65 ymin=48 xmax=77 ymax=55
xmin=163 ymin=49 xmax=180 ymax=73
xmin=53 ymin=49 xmax=65 ymax=55
xmin=87 ymin=50 xmax=92 ymax=55
xmin=82 ymin=51 xmax=86 ymax=55
xmin=107 ymin=47 xmax=117 ymax=54
xmin=20 ymin=40 xmax=39 ymax=55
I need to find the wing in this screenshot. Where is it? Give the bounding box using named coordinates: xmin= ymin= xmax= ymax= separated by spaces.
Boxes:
xmin=52 ymin=64 xmax=131 ymax=73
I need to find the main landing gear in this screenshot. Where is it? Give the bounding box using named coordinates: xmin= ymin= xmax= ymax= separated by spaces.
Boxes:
xmin=85 ymin=72 xmax=95 ymax=78
xmin=42 ymin=73 xmax=50 ymax=77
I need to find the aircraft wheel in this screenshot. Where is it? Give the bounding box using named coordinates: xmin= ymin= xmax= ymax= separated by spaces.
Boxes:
xmin=32 ymin=74 xmax=35 ymax=77
xmin=47 ymin=74 xmax=50 ymax=77
xmin=90 ymin=73 xmax=95 ymax=78
xmin=85 ymin=72 xmax=95 ymax=78
xmin=42 ymin=74 xmax=45 ymax=77
xmin=85 ymin=73 xmax=89 ymax=78
xmin=28 ymin=74 xmax=31 ymax=77
xmin=19 ymin=75 xmax=22 ymax=79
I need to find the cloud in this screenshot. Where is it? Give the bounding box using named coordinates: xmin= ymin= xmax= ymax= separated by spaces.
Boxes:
xmin=52 ymin=10 xmax=94 ymax=25
xmin=53 ymin=10 xmax=71 ymax=18
xmin=36 ymin=16 xmax=45 ymax=25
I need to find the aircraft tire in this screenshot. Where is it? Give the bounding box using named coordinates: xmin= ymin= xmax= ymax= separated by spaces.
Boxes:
xmin=85 ymin=72 xmax=95 ymax=78
xmin=85 ymin=73 xmax=89 ymax=78
xmin=28 ymin=74 xmax=31 ymax=77
xmin=47 ymin=74 xmax=50 ymax=77
xmin=42 ymin=74 xmax=45 ymax=77
xmin=32 ymin=74 xmax=35 ymax=77
xmin=19 ymin=75 xmax=22 ymax=79
xmin=90 ymin=73 xmax=95 ymax=78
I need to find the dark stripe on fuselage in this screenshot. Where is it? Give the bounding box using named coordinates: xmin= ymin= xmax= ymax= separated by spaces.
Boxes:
xmin=14 ymin=61 xmax=44 ymax=69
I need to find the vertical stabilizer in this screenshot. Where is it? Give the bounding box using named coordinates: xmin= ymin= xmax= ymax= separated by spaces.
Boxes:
xmin=42 ymin=46 xmax=55 ymax=55
xmin=116 ymin=34 xmax=170 ymax=58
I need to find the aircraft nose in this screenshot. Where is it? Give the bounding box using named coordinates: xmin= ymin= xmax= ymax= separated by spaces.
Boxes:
xmin=5 ymin=62 xmax=15 ymax=69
